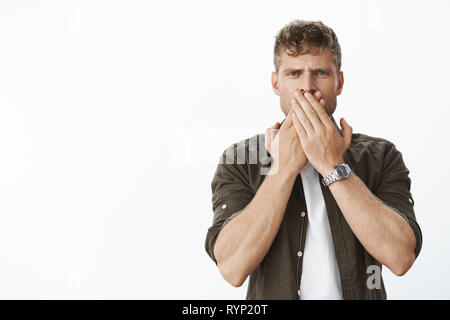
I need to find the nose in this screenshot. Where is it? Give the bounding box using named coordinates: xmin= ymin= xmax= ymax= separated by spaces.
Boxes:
xmin=297 ymin=73 xmax=317 ymax=95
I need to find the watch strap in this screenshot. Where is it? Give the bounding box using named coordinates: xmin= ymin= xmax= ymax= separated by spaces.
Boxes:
xmin=321 ymin=163 xmax=351 ymax=187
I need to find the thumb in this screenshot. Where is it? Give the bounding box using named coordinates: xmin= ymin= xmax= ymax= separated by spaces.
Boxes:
xmin=265 ymin=122 xmax=280 ymax=153
xmin=340 ymin=118 xmax=353 ymax=149
xmin=271 ymin=122 xmax=281 ymax=130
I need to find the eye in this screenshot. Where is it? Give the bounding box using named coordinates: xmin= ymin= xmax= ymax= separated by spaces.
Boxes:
xmin=288 ymin=71 xmax=298 ymax=77
xmin=317 ymin=71 xmax=328 ymax=76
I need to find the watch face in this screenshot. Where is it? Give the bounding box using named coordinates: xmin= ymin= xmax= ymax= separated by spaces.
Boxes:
xmin=336 ymin=164 xmax=349 ymax=178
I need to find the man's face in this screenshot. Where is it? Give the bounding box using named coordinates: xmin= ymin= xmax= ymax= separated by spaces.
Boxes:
xmin=271 ymin=48 xmax=344 ymax=117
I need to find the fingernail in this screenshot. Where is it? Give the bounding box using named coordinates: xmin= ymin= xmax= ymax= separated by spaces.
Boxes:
xmin=294 ymin=90 xmax=300 ymax=96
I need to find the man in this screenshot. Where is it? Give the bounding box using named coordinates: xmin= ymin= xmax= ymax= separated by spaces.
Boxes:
xmin=204 ymin=20 xmax=422 ymax=300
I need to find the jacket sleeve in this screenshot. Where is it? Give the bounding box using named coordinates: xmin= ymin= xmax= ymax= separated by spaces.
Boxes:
xmin=204 ymin=148 xmax=255 ymax=265
xmin=373 ymin=142 xmax=423 ymax=259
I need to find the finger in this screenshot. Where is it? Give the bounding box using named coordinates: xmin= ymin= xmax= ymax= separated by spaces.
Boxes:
xmin=314 ymin=90 xmax=323 ymax=100
xmin=312 ymin=90 xmax=326 ymax=107
xmin=303 ymin=91 xmax=330 ymax=125
xmin=291 ymin=96 xmax=313 ymax=135
xmin=283 ymin=108 xmax=294 ymax=128
xmin=270 ymin=122 xmax=280 ymax=142
xmin=265 ymin=128 xmax=271 ymax=152
xmin=292 ymin=111 xmax=307 ymax=139
xmin=340 ymin=117 xmax=353 ymax=150
xmin=265 ymin=122 xmax=280 ymax=152
xmin=269 ymin=121 xmax=281 ymax=136
xmin=272 ymin=121 xmax=281 ymax=138
xmin=294 ymin=90 xmax=322 ymax=131
xmin=273 ymin=120 xmax=283 ymax=139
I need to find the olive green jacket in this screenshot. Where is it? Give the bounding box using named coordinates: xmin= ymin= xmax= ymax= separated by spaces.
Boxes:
xmin=205 ymin=116 xmax=422 ymax=299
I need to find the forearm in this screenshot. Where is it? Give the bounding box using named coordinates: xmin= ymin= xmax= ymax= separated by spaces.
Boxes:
xmin=328 ymin=172 xmax=416 ymax=275
xmin=214 ymin=167 xmax=297 ymax=287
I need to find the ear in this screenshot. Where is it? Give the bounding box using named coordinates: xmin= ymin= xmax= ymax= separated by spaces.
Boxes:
xmin=271 ymin=71 xmax=280 ymax=96
xmin=336 ymin=71 xmax=344 ymax=96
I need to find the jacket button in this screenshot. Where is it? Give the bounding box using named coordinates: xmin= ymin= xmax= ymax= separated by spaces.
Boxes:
xmin=221 ymin=204 xmax=227 ymax=209
xmin=298 ymin=290 xmax=301 ymax=296
xmin=300 ymin=211 xmax=306 ymax=217
xmin=297 ymin=251 xmax=303 ymax=257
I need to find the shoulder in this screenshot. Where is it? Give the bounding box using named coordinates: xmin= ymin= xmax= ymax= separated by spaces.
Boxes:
xmin=221 ymin=133 xmax=265 ymax=153
xmin=346 ymin=132 xmax=407 ymax=189
xmin=218 ymin=132 xmax=267 ymax=165
xmin=350 ymin=132 xmax=395 ymax=149
xmin=214 ymin=132 xmax=268 ymax=193
xmin=347 ymin=132 xmax=398 ymax=160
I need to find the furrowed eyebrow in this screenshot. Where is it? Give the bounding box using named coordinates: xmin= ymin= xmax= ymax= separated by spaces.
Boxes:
xmin=282 ymin=68 xmax=302 ymax=74
xmin=282 ymin=67 xmax=333 ymax=74
xmin=313 ymin=68 xmax=333 ymax=73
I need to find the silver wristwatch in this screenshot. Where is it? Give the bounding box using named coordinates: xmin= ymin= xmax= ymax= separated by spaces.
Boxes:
xmin=321 ymin=163 xmax=352 ymax=187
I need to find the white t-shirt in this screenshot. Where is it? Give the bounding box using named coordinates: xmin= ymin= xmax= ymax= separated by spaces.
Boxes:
xmin=299 ymin=160 xmax=343 ymax=300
